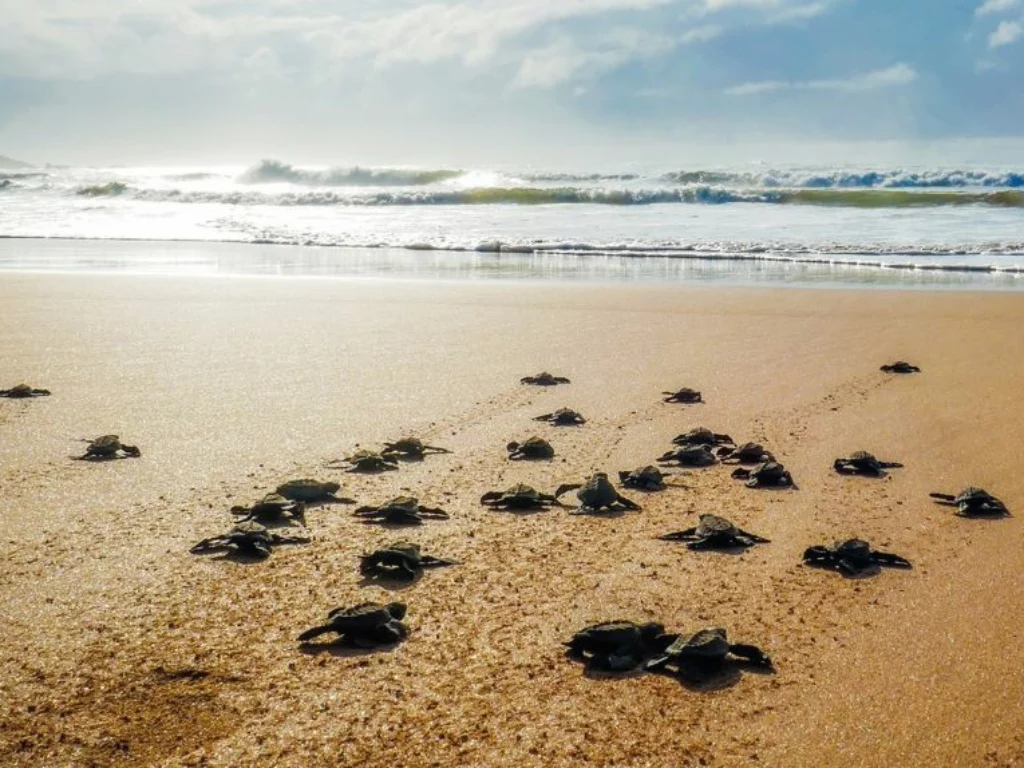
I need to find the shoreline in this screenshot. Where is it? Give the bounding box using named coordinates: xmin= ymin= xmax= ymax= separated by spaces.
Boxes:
xmin=2 ymin=273 xmax=1023 ymax=766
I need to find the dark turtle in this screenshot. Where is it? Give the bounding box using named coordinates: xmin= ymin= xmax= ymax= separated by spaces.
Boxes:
xmin=507 ymin=436 xmax=554 ymax=460
xmin=930 ymin=487 xmax=1009 ymax=517
xmin=803 ymin=538 xmax=912 ymax=576
xmin=565 ymin=620 xmax=668 ymax=671
xmin=1 ymin=384 xmax=51 ymax=398
xmin=533 ymin=407 xmax=586 ymax=426
xmin=380 ymin=437 xmax=450 ymax=458
xmin=480 ymin=483 xmax=563 ymax=511
xmin=672 ymin=427 xmax=733 ymax=447
xmin=880 ymin=361 xmax=920 ymax=374
xmin=521 ymin=372 xmax=570 ymax=386
xmin=360 ymin=541 xmax=456 ymax=580
xmin=354 ymin=496 xmax=450 ymax=525
xmin=298 ymin=601 xmax=408 ymax=646
xmin=658 ymin=445 xmax=717 ymax=467
xmin=645 ymin=628 xmax=773 ymax=673
xmin=833 ymin=451 xmax=903 ymax=477
xmin=718 ymin=442 xmax=774 ymax=464
xmin=555 ymin=473 xmax=640 ymax=514
xmin=74 ymin=435 xmax=141 ymax=460
xmin=190 ymin=521 xmax=310 ymax=559
xmin=275 ymin=479 xmax=355 ymax=504
xmin=230 ymin=493 xmax=307 ymax=526
xmin=617 ymin=465 xmax=686 ymax=491
xmin=662 ymin=388 xmax=703 ymax=404
xmin=731 ymin=461 xmax=797 ymax=489
xmin=659 ymin=514 xmax=770 ymax=550
xmin=328 ymin=449 xmax=399 ymax=473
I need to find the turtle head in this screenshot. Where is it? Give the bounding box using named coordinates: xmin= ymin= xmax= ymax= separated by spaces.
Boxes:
xmin=638 ymin=622 xmax=666 ymax=642
xmin=387 ymin=602 xmax=408 ymax=620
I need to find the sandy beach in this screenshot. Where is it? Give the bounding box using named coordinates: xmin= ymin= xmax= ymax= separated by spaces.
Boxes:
xmin=1 ymin=270 xmax=1023 ymax=767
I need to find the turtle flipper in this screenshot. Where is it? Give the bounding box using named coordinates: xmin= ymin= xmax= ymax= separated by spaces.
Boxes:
xmin=533 ymin=413 xmax=553 ymax=422
xmin=802 ymin=546 xmax=830 ymax=564
xmin=419 ymin=555 xmax=456 ymax=568
xmin=659 ymin=527 xmax=698 ymax=541
xmin=418 ymin=506 xmax=450 ymax=519
xmin=189 ymin=537 xmax=229 ymax=554
xmin=480 ymin=491 xmax=502 ymax=504
xmin=728 ymin=644 xmax=773 ymax=669
xmin=731 ymin=468 xmax=752 ymax=480
xmin=929 ymin=492 xmax=956 ymax=503
xmin=879 ymin=461 xmax=904 ymax=469
xmin=421 ymin=445 xmax=451 ymax=454
xmin=615 ymin=494 xmax=641 ymax=511
xmin=871 ymin=551 xmax=912 ymax=569
xmin=554 ymin=483 xmax=582 ymax=499
xmin=297 ymin=625 xmax=336 ymax=642
xmin=736 ymin=529 xmax=770 ymax=544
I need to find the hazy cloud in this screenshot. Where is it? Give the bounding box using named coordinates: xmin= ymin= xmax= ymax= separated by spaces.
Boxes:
xmin=988 ymin=19 xmax=1023 ymax=47
xmin=975 ymin=0 xmax=1020 ymax=16
xmin=725 ymin=63 xmax=918 ymax=95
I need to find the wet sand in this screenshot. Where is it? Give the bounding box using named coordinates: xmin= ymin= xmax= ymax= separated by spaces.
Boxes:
xmin=1 ymin=272 xmax=1022 ymax=767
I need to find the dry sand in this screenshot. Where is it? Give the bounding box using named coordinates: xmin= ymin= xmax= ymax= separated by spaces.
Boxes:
xmin=1 ymin=272 xmax=1022 ymax=767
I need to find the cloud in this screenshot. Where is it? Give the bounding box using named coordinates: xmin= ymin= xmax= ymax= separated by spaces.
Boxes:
xmin=988 ymin=19 xmax=1023 ymax=47
xmin=975 ymin=0 xmax=1020 ymax=16
xmin=725 ymin=63 xmax=918 ymax=95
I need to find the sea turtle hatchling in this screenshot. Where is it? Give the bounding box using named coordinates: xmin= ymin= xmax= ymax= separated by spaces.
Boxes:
xmin=298 ymin=601 xmax=408 ymax=647
xmin=880 ymin=361 xmax=920 ymax=374
xmin=645 ymin=628 xmax=773 ymax=673
xmin=507 ymin=437 xmax=555 ymax=460
xmin=731 ymin=461 xmax=797 ymax=489
xmin=672 ymin=427 xmax=733 ymax=447
xmin=659 ymin=514 xmax=770 ymax=550
xmin=803 ymin=538 xmax=912 ymax=576
xmin=354 ymin=496 xmax=450 ymax=525
xmin=381 ymin=437 xmax=450 ymax=458
xmin=929 ymin=487 xmax=1009 ymax=517
xmin=0 ymin=384 xmax=51 ymax=398
xmin=718 ymin=442 xmax=775 ymax=464
xmin=74 ymin=435 xmax=141 ymax=460
xmin=833 ymin=451 xmax=903 ymax=477
xmin=480 ymin=484 xmax=563 ymax=511
xmin=658 ymin=445 xmax=718 ymax=468
xmin=190 ymin=521 xmax=310 ymax=559
xmin=521 ymin=372 xmax=571 ymax=386
xmin=617 ymin=465 xmax=687 ymax=492
xmin=555 ymin=473 xmax=640 ymax=514
xmin=327 ymin=450 xmax=399 ymax=473
xmin=360 ymin=541 xmax=456 ymax=580
xmin=662 ymin=388 xmax=703 ymax=404
xmin=275 ymin=479 xmax=356 ymax=504
xmin=533 ymin=408 xmax=586 ymax=426
xmin=565 ymin=620 xmax=669 ymax=671
xmin=230 ymin=493 xmax=307 ymax=526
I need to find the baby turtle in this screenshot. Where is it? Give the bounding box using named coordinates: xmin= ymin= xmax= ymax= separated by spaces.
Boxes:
xmin=565 ymin=620 xmax=668 ymax=671
xmin=74 ymin=435 xmax=141 ymax=460
xmin=803 ymin=538 xmax=912 ymax=576
xmin=534 ymin=407 xmax=586 ymax=426
xmin=645 ymin=628 xmax=773 ymax=673
xmin=930 ymin=487 xmax=1009 ymax=517
xmin=719 ymin=442 xmax=775 ymax=464
xmin=659 ymin=514 xmax=770 ymax=550
xmin=190 ymin=521 xmax=310 ymax=559
xmin=328 ymin=450 xmax=399 ymax=473
xmin=555 ymin=473 xmax=641 ymax=514
xmin=731 ymin=461 xmax=797 ymax=489
xmin=507 ymin=436 xmax=554 ymax=460
xmin=662 ymin=388 xmax=703 ymax=404
xmin=275 ymin=479 xmax=355 ymax=504
xmin=833 ymin=451 xmax=903 ymax=477
xmin=672 ymin=427 xmax=733 ymax=447
xmin=618 ymin=465 xmax=686 ymax=491
xmin=880 ymin=361 xmax=920 ymax=374
xmin=298 ymin=601 xmax=408 ymax=647
xmin=380 ymin=437 xmax=450 ymax=458
xmin=230 ymin=493 xmax=307 ymax=526
xmin=521 ymin=372 xmax=570 ymax=386
xmin=360 ymin=541 xmax=456 ymax=580
xmin=354 ymin=496 xmax=450 ymax=525
xmin=658 ymin=445 xmax=717 ymax=467
xmin=0 ymin=384 xmax=51 ymax=398
xmin=480 ymin=483 xmax=563 ymax=511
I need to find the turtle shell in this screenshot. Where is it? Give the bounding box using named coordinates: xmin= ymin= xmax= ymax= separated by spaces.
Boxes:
xmin=672 ymin=628 xmax=731 ymax=660
xmin=509 ymin=437 xmax=554 ymax=456
xmin=955 ymin=487 xmax=995 ymax=504
xmin=674 ymin=427 xmax=715 ymax=445
xmin=378 ymin=496 xmax=420 ymax=513
xmin=834 ymin=538 xmax=873 ymax=566
xmin=571 ymin=621 xmax=650 ymax=652
xmin=327 ymin=601 xmax=407 ymax=631
xmin=275 ymin=479 xmax=340 ymax=501
xmin=696 ymin=514 xmax=739 ymax=536
xmin=577 ymin=473 xmax=619 ymax=507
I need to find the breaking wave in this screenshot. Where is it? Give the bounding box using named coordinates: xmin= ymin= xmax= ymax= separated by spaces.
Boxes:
xmin=663 ymin=168 xmax=1024 ymax=188
xmin=239 ymin=159 xmax=464 ymax=186
xmin=77 ymin=184 xmax=1024 ymax=208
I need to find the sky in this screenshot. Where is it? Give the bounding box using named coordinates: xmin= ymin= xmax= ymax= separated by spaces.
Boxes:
xmin=0 ymin=0 xmax=1022 ymax=165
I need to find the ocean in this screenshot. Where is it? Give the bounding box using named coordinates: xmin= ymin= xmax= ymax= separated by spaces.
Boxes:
xmin=2 ymin=158 xmax=1024 ymax=288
